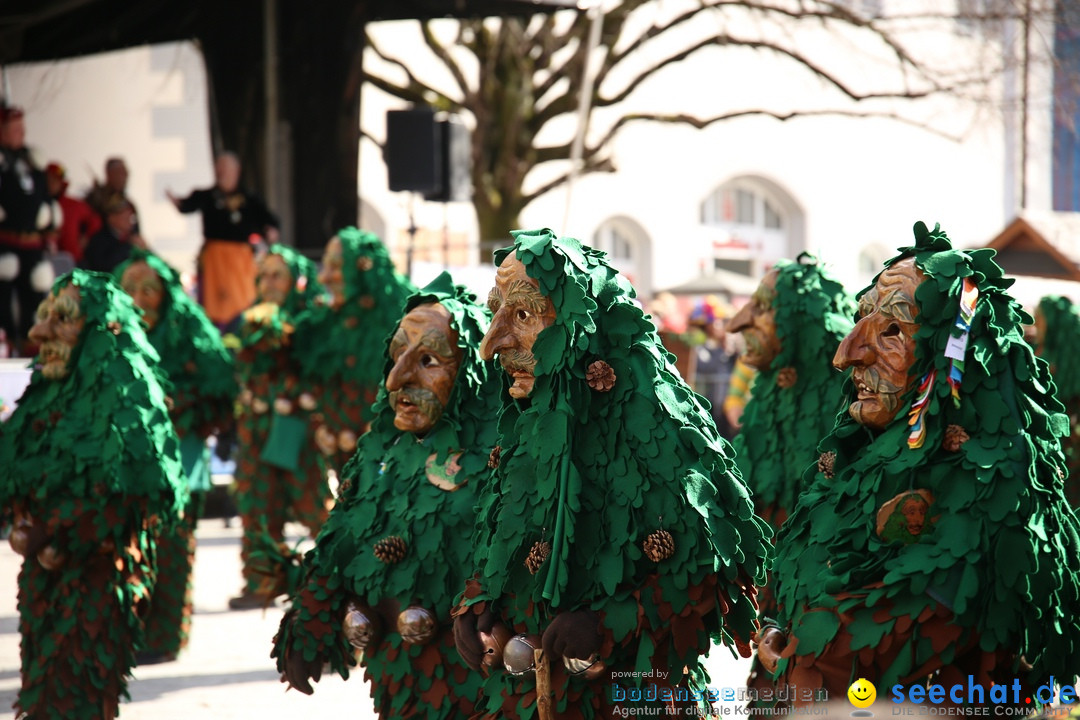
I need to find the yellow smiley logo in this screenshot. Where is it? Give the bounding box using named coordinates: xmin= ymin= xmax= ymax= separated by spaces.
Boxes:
xmin=848 ymin=678 xmax=876 ymax=708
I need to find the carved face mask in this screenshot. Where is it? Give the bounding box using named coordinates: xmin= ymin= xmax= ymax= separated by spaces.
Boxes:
xmin=317 ymin=236 xmax=345 ymax=308
xmin=29 ymin=284 xmax=85 ymax=380
xmin=384 ymin=303 xmax=463 ymax=435
xmin=480 ymin=254 xmax=556 ymax=400
xmin=833 ymin=258 xmax=924 ymax=431
xmin=257 ymin=253 xmax=294 ymax=307
xmin=728 ymin=269 xmax=781 ymax=370
xmin=120 ymin=261 xmax=165 ymax=329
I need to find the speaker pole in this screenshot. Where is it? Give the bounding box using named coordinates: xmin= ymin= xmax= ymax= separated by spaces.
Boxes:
xmin=406 ymin=193 xmax=418 ymax=280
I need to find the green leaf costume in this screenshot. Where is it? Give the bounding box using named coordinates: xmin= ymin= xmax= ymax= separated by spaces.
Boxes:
xmin=732 ymin=254 xmax=854 ymax=530
xmin=273 ymin=272 xmax=499 ymax=716
xmin=0 ymin=270 xmax=185 ymax=719
xmin=461 ymin=229 xmax=771 ymax=719
xmin=233 ymin=243 xmax=327 ymax=597
xmin=772 ymin=222 xmax=1080 ymax=697
xmin=293 ymin=227 xmax=417 ymax=474
xmin=1035 ymin=295 xmax=1080 ymax=506
xmin=114 ymin=249 xmax=237 ymax=657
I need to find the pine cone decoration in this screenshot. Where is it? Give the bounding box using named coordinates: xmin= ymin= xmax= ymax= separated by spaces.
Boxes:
xmin=817 ymin=451 xmax=836 ymax=479
xmin=643 ymin=529 xmax=675 ymax=562
xmin=943 ymin=424 xmax=969 ymax=452
xmin=586 ymin=360 xmax=616 ymax=392
xmin=360 ymin=295 xmax=375 ymax=309
xmin=107 ymin=321 xmax=122 ymax=335
xmin=776 ymin=367 xmax=798 ymax=389
xmin=525 ymin=540 xmax=551 ymax=575
xmin=373 ymin=536 xmax=408 ymax=564
xmin=488 ymin=445 xmax=502 ymax=469
xmin=357 ymin=256 xmax=374 ymax=271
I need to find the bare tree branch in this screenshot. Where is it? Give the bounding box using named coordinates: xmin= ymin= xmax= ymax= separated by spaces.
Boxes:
xmin=421 ymin=21 xmax=471 ymax=103
xmin=590 ymin=108 xmax=965 ymax=152
xmin=522 ymin=155 xmax=616 ymax=206
xmin=360 ymin=127 xmax=384 ymax=151
xmin=596 ymin=33 xmax=951 ymax=109
xmin=364 ymin=32 xmax=462 ymax=110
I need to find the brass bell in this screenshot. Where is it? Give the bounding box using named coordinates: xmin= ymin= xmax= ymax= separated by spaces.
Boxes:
xmin=37 ymin=545 xmax=65 ymax=571
xmin=563 ymin=653 xmax=606 ymax=680
xmin=273 ymin=397 xmax=293 ymax=415
xmin=396 ymin=606 xmax=436 ymax=645
xmin=239 ymin=388 xmax=254 ymax=406
xmin=338 ymin=430 xmax=358 ymax=453
xmin=342 ymin=601 xmax=381 ymax=649
xmin=314 ymin=425 xmax=338 ymax=456
xmin=252 ymin=398 xmax=270 ymax=415
xmin=503 ymin=634 xmax=542 ymax=676
xmin=480 ymin=622 xmax=512 ymax=669
xmin=298 ymin=393 xmax=317 ymax=411
xmin=8 ymin=517 xmax=32 ymax=556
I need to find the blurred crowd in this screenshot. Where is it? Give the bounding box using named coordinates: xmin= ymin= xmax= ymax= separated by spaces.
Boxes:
xmin=0 ymin=103 xmax=277 ymax=358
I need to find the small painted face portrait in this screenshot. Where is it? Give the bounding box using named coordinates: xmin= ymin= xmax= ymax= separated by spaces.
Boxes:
xmin=257 ymin=252 xmax=294 ymax=307
xmin=28 ymin=284 xmax=85 ymax=380
xmin=833 ymin=258 xmax=925 ymax=431
xmin=385 ymin=303 xmax=463 ymax=435
xmin=727 ymin=269 xmax=781 ymax=370
xmin=901 ymin=496 xmax=929 ymax=536
xmin=317 ymin=236 xmax=345 ymax=307
xmin=120 ymin=260 xmax=165 ymax=329
xmin=480 ymin=254 xmax=557 ymax=400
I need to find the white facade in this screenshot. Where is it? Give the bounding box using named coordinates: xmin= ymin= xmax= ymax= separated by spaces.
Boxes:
xmin=6 ymin=2 xmax=1047 ymax=300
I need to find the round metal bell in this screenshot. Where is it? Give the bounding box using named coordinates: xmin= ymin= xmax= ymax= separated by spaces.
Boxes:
xmin=273 ymin=397 xmax=293 ymax=415
xmin=338 ymin=430 xmax=358 ymax=453
xmin=315 ymin=425 xmax=338 ymax=455
xmin=239 ymin=388 xmax=254 ymax=406
xmin=480 ymin=622 xmax=512 ymax=669
xmin=252 ymin=398 xmax=270 ymax=415
xmin=396 ymin=606 xmax=436 ymax=645
xmin=503 ymin=634 xmax=541 ymax=676
xmin=8 ymin=518 xmax=32 ymax=556
xmin=298 ymin=392 xmax=317 ymax=411
xmin=563 ymin=653 xmax=606 ymax=680
xmin=342 ymin=601 xmax=381 ymax=649
xmin=37 ymin=545 xmax=65 ymax=571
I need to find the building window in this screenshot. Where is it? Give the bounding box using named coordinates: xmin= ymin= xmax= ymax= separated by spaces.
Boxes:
xmin=700 ymin=176 xmax=801 ymax=278
xmin=701 ymin=183 xmax=787 ymax=232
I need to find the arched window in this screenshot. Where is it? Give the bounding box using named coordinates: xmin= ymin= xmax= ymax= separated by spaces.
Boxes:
xmin=700 ymin=176 xmax=804 ymax=277
xmin=593 ymin=216 xmax=652 ymax=297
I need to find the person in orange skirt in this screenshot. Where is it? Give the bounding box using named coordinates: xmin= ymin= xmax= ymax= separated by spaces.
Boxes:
xmin=167 ymin=152 xmax=279 ymax=331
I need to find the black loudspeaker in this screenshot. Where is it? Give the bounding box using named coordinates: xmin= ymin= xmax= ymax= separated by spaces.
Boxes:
xmin=386 ymin=108 xmax=441 ymax=194
xmin=424 ymin=117 xmax=471 ymax=203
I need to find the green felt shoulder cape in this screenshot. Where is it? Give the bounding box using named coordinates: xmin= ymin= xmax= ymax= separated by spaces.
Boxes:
xmin=773 ymin=222 xmax=1080 ymax=685
xmin=1037 ymin=295 xmax=1080 ymax=403
xmin=273 ymin=272 xmax=498 ymax=715
xmin=467 ymin=229 xmax=771 ymax=708
xmin=0 ymin=269 xmax=185 ymax=524
xmin=294 ymin=227 xmax=416 ymax=389
xmin=115 ymin=249 xmax=237 ymax=438
xmin=732 ymin=254 xmax=854 ymax=520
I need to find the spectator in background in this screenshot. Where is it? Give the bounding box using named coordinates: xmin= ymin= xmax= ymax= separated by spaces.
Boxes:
xmin=45 ymin=162 xmax=100 ymax=265
xmin=82 ymin=196 xmax=146 ymax=273
xmin=167 ymin=152 xmax=279 ymax=331
xmin=0 ymin=104 xmax=56 ymax=356
xmin=686 ymin=295 xmax=744 ymax=439
xmin=85 ymin=157 xmax=138 ymax=230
